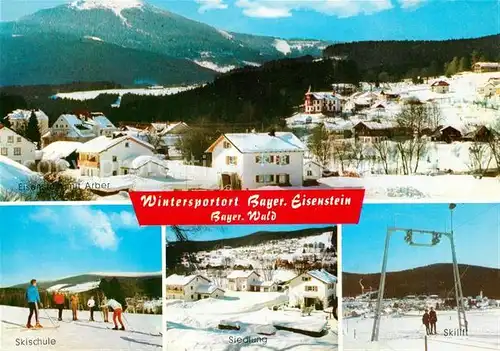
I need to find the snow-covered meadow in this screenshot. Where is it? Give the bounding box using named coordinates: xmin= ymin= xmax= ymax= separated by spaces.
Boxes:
xmin=343 ymin=309 xmax=500 ymax=351
xmin=1 ymin=305 xmax=162 ymax=350
xmin=166 ymin=291 xmax=337 ymax=350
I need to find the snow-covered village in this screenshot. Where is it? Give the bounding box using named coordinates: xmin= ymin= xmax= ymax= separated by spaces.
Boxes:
xmin=165 ymin=225 xmax=337 ymax=350
xmin=2 ymin=63 xmax=500 ymax=201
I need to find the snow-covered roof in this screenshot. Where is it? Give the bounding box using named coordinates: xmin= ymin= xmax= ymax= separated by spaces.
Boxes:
xmin=165 ymin=274 xmax=210 ymax=286
xmin=308 ymin=269 xmax=337 ymax=284
xmin=195 ymin=284 xmax=224 ymax=294
xmin=431 ymin=80 xmax=450 ymax=87
xmin=227 ymin=270 xmax=260 ymax=279
xmin=307 ymin=92 xmax=340 ymax=101
xmin=124 ymin=155 xmax=169 ymax=170
xmin=5 ymin=109 xmax=49 ymax=121
xmin=93 ymin=115 xmax=116 ymax=128
xmin=77 ymin=135 xmax=154 ymax=153
xmin=354 ymin=121 xmax=397 ymax=130
xmin=207 ymin=132 xmax=307 ymax=153
xmin=58 ymin=114 xmax=95 ymax=137
xmin=150 ymin=122 xmax=188 ymax=135
xmin=42 ymin=141 xmax=83 ymax=160
xmin=474 ymin=62 xmax=500 ymax=68
xmin=261 ymin=281 xmax=277 ymax=287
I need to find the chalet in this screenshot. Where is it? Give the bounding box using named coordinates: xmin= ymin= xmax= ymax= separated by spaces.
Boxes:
xmin=259 ymin=281 xmax=278 ymax=292
xmin=462 ymin=125 xmax=496 ymax=142
xmin=380 ymin=91 xmax=400 ymax=102
xmin=431 ymin=125 xmax=462 ymax=143
xmin=81 ymin=113 xmax=118 ymax=137
xmin=304 ymin=88 xmax=342 ymax=114
xmin=227 ymin=270 xmax=261 ymax=292
xmin=0 ymin=125 xmax=36 ymax=164
xmin=477 ymin=82 xmax=497 ymax=96
xmin=431 ymin=80 xmax=450 ymax=94
xmin=4 ymin=109 xmax=50 ymax=136
xmin=205 ymin=131 xmax=307 ymax=190
xmin=165 ymin=274 xmax=224 ymax=301
xmin=287 ymin=269 xmax=336 ymax=310
xmin=303 ymin=160 xmax=324 ymax=180
xmin=43 ymin=114 xmax=96 ymax=147
xmin=77 ymin=135 xmax=155 ymax=177
xmin=353 ymin=121 xmax=399 ymax=143
xmin=473 ymin=62 xmax=500 ymax=73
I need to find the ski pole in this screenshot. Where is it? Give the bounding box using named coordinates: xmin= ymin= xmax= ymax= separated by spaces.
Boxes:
xmin=38 ymin=302 xmax=59 ymax=329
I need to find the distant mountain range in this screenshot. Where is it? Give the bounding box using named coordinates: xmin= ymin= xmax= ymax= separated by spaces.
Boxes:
xmin=0 ymin=0 xmax=330 ymax=86
xmin=167 ymin=225 xmax=337 ymax=254
xmin=343 ymin=264 xmax=500 ymax=299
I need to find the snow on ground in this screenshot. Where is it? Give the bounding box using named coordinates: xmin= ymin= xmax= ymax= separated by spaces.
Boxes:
xmin=243 ymin=61 xmax=261 ymax=67
xmin=0 ymin=156 xmax=37 ymax=194
xmin=53 ymin=85 xmax=197 ymax=100
xmin=84 ymin=35 xmax=103 ymax=42
xmin=167 ymin=291 xmax=336 ymax=350
xmin=317 ymin=175 xmax=500 ymax=201
xmin=343 ymin=309 xmax=500 ymax=351
xmin=1 ymin=305 xmax=161 ymax=350
xmin=41 ymin=141 xmax=83 ymax=161
xmin=193 ymin=60 xmax=236 ymax=73
xmin=274 ymin=39 xmax=291 ymax=55
xmin=217 ymin=29 xmax=233 ymax=40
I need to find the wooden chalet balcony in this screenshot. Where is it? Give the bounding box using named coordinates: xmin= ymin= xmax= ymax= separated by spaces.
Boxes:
xmin=78 ymin=160 xmax=99 ymax=168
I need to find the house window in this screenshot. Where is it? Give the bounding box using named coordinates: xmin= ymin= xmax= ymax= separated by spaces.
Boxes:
xmin=112 ymin=156 xmax=117 ymax=162
xmin=307 ymin=170 xmax=313 ymax=176
xmin=277 ymin=155 xmax=290 ymax=165
xmin=13 ymin=147 xmax=21 ymax=156
xmin=302 ymin=277 xmax=311 ymax=282
xmin=223 ymin=141 xmax=231 ymax=149
xmin=7 ymin=136 xmax=14 ymax=143
xmin=112 ymin=171 xmax=117 ymax=176
xmin=305 ymin=286 xmax=318 ymax=292
xmin=225 ymin=156 xmax=237 ymax=165
xmin=191 ymin=295 xmax=194 ymax=299
xmin=16 ymin=137 xmax=22 ymax=143
xmin=124 ymin=169 xmax=128 ymax=175
xmin=125 ymin=142 xmax=130 ymax=148
xmin=1 ymin=148 xmax=7 ymax=156
xmin=255 ymin=155 xmax=261 ymax=164
xmin=277 ymin=174 xmax=289 ymax=184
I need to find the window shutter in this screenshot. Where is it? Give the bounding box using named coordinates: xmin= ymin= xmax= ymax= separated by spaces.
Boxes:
xmin=226 ymin=156 xmax=229 ymax=165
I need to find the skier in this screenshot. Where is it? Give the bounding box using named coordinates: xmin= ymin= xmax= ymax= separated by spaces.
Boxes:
xmin=87 ymin=296 xmax=95 ymax=322
xmin=53 ymin=290 xmax=65 ymax=321
xmin=70 ymin=294 xmax=79 ymax=321
xmin=101 ymin=295 xmax=109 ymax=323
xmin=429 ymin=307 xmax=438 ymax=334
xmin=101 ymin=298 xmax=125 ymax=330
xmin=25 ymin=279 xmax=43 ymax=329
xmin=422 ymin=309 xmax=430 ymax=335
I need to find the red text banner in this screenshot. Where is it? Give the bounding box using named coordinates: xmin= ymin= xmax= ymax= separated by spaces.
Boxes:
xmin=130 ymin=189 xmax=365 ymax=226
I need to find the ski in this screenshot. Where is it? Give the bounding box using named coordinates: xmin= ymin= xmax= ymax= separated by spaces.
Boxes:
xmin=105 ymin=327 xmax=161 ymax=337
xmin=21 ymin=326 xmax=60 ymax=332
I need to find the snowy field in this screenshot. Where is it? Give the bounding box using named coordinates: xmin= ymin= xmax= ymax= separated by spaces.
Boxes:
xmin=343 ymin=309 xmax=500 ymax=351
xmin=1 ymin=305 xmax=162 ymax=350
xmin=166 ymin=291 xmax=337 ymax=350
xmin=53 ymin=86 xmax=198 ymax=100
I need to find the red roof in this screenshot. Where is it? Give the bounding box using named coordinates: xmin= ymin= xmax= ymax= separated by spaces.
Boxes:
xmin=431 ymin=81 xmax=450 ymax=86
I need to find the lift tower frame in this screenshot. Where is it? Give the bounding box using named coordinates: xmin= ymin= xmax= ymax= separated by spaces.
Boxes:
xmin=370 ymin=205 xmax=468 ymax=342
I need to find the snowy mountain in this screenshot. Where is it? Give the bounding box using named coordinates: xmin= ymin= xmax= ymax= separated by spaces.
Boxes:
xmin=0 ymin=0 xmax=331 ymax=85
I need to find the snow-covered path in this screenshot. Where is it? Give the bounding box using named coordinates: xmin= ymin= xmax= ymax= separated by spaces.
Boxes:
xmin=343 ymin=309 xmax=500 ymax=350
xmin=1 ymin=305 xmax=162 ymax=350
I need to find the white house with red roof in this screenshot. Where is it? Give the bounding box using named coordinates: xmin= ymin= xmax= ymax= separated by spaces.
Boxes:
xmin=287 ymin=269 xmax=337 ymax=310
xmin=304 ymin=87 xmax=342 ymax=114
xmin=430 ymin=80 xmax=450 ymax=94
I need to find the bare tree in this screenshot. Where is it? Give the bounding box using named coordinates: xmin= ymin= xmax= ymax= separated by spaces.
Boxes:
xmin=332 ymin=140 xmax=352 ymax=173
xmin=468 ymin=142 xmax=492 ymax=177
xmin=427 ymin=102 xmax=443 ymax=131
xmin=372 ymin=139 xmax=396 ymax=174
xmin=307 ymin=125 xmax=333 ymax=166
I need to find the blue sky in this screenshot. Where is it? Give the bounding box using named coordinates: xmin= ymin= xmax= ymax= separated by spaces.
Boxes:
xmin=343 ymin=203 xmax=500 ymax=274
xmin=167 ymin=224 xmax=333 ymax=242
xmin=1 ymin=0 xmax=498 ymax=41
xmin=0 ymin=205 xmax=161 ymax=287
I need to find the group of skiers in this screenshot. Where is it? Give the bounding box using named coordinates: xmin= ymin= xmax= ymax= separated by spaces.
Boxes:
xmin=422 ymin=307 xmax=438 ymax=335
xmin=25 ymin=279 xmax=125 ymax=331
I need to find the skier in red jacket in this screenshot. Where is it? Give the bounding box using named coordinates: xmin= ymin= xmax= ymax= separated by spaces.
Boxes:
xmin=53 ymin=291 xmax=65 ymax=321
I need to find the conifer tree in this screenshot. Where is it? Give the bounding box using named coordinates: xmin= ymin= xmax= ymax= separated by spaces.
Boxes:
xmin=26 ymin=111 xmax=41 ymax=149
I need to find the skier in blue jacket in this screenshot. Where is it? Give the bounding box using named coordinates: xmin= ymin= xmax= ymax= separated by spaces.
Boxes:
xmin=25 ymin=279 xmax=43 ymax=328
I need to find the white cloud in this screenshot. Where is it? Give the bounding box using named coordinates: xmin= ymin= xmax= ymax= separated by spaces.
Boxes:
xmin=399 ymin=0 xmax=427 ymax=9
xmin=196 ymin=0 xmax=228 ymax=13
xmin=235 ymin=0 xmax=394 ymax=18
xmin=29 ymin=207 xmax=139 ymax=251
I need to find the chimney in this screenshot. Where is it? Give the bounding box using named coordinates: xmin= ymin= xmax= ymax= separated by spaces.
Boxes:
xmin=268 ymin=129 xmax=276 ymax=137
